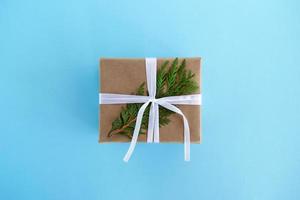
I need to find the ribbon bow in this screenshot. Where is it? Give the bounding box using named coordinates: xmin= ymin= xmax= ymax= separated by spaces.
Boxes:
xmin=99 ymin=58 xmax=202 ymax=162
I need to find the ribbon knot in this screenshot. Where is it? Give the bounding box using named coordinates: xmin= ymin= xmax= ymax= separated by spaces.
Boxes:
xmin=149 ymin=97 xmax=158 ymax=103
xmin=99 ymin=58 xmax=201 ymax=162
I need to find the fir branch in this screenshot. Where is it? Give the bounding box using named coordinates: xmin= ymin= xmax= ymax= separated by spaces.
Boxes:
xmin=107 ymin=58 xmax=198 ymax=139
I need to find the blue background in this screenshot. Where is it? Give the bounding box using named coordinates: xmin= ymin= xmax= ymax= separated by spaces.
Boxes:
xmin=0 ymin=0 xmax=299 ymax=199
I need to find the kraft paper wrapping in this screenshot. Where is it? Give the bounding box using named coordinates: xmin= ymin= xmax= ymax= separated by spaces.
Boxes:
xmin=99 ymin=58 xmax=201 ymax=143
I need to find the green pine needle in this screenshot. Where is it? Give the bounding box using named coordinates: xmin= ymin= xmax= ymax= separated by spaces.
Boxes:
xmin=107 ymin=58 xmax=199 ymax=139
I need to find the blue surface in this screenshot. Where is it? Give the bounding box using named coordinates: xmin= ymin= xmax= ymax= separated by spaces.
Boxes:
xmin=0 ymin=0 xmax=299 ymax=199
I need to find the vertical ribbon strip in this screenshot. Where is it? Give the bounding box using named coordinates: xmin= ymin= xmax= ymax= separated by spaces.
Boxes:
xmin=99 ymin=58 xmax=202 ymax=162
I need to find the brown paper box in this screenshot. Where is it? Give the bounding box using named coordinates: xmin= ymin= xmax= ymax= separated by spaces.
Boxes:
xmin=99 ymin=58 xmax=201 ymax=143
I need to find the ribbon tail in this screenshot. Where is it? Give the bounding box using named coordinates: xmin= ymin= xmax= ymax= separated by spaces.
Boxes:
xmin=153 ymin=103 xmax=160 ymax=143
xmin=157 ymin=101 xmax=191 ymax=161
xmin=123 ymin=101 xmax=151 ymax=162
xmin=183 ymin=115 xmax=190 ymax=161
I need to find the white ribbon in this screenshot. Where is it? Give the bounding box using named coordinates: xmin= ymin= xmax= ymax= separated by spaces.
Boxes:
xmin=99 ymin=58 xmax=202 ymax=162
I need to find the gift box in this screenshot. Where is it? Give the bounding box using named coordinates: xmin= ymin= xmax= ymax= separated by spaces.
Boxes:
xmin=99 ymin=58 xmax=201 ymax=144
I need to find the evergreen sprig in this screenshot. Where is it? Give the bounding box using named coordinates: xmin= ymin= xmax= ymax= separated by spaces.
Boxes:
xmin=107 ymin=58 xmax=199 ymax=139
